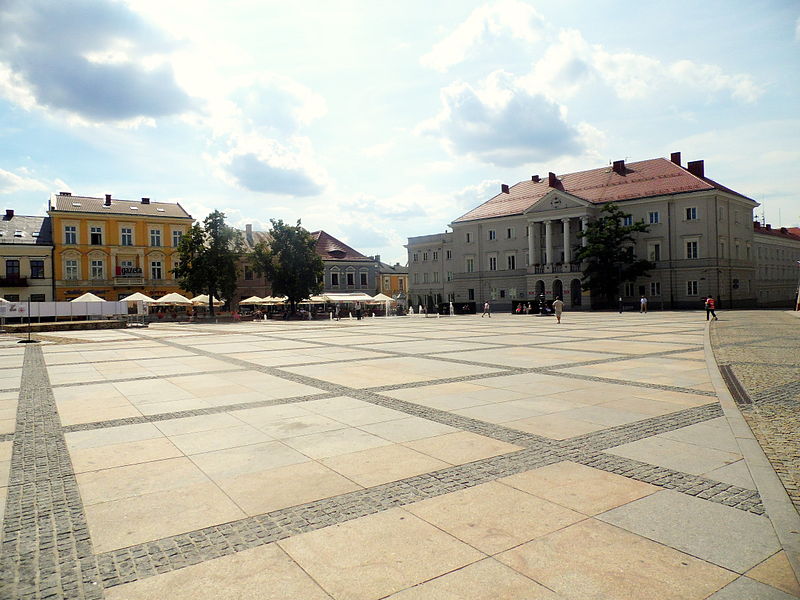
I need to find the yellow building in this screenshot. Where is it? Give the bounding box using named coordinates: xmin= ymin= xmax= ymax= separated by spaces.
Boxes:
xmin=376 ymin=257 xmax=409 ymax=305
xmin=48 ymin=192 xmax=194 ymax=301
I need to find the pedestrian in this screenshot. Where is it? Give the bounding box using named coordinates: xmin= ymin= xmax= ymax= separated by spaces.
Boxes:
xmin=553 ymin=296 xmax=564 ymax=324
xmin=334 ymin=304 xmax=340 ymax=321
xmin=618 ymin=297 xmax=623 ymax=313
xmin=482 ymin=301 xmax=491 ymax=317
xmin=705 ymin=295 xmax=718 ymax=320
xmin=640 ymin=295 xmax=648 ymax=314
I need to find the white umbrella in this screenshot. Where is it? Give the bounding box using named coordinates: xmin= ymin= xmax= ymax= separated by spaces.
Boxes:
xmin=192 ymin=294 xmax=223 ymax=306
xmin=240 ymin=295 xmax=265 ymax=305
xmin=70 ymin=292 xmax=106 ymax=302
xmin=323 ymin=293 xmax=374 ymax=302
xmin=120 ymin=292 xmax=155 ymax=303
xmin=371 ymin=293 xmax=395 ymax=302
xmin=153 ymin=292 xmax=193 ymax=305
xmin=0 ymin=297 xmax=10 ymax=303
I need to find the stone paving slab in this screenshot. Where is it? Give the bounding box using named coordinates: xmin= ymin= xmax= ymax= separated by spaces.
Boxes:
xmin=1 ymin=311 xmax=799 ymax=599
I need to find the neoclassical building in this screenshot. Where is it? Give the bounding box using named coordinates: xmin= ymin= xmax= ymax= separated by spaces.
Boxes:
xmin=408 ymin=153 xmax=800 ymax=311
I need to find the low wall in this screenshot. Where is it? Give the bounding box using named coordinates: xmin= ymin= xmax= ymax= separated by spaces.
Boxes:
xmin=1 ymin=320 xmax=127 ymax=333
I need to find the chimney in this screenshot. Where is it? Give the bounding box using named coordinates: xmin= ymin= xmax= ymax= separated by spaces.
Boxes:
xmin=532 ymin=175 xmax=541 ymax=183
xmin=374 ymin=254 xmax=381 ymax=263
xmin=104 ymin=194 xmax=111 ymax=206
xmin=501 ymin=184 xmax=510 ymax=194
xmin=58 ymin=191 xmax=71 ymax=196
xmin=612 ymin=160 xmax=626 ymax=175
xmin=140 ymin=197 xmax=150 ymax=204
xmin=670 ymin=152 xmax=681 ymax=166
xmin=245 ymin=224 xmax=253 ymax=244
xmin=687 ymin=160 xmax=705 ymax=178
xmin=4 ymin=209 xmax=13 ymax=220
xmin=548 ymin=172 xmax=559 ymax=187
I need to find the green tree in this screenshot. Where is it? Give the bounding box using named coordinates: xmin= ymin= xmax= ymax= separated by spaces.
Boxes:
xmin=575 ymin=203 xmax=655 ymax=308
xmin=251 ymin=219 xmax=323 ymax=315
xmin=173 ymin=210 xmax=242 ymax=316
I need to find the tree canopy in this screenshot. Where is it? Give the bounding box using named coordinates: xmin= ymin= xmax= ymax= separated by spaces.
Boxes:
xmin=251 ymin=219 xmax=323 ymax=314
xmin=173 ymin=210 xmax=242 ymax=316
xmin=575 ymin=203 xmax=655 ymax=307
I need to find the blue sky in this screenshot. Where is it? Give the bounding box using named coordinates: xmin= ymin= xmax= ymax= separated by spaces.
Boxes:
xmin=1 ymin=0 xmax=798 ymax=264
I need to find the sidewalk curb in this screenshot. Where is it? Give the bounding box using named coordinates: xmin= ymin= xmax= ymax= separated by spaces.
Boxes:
xmin=704 ymin=321 xmax=800 ymax=583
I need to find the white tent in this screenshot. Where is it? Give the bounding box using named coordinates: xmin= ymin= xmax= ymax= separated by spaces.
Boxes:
xmin=371 ymin=293 xmax=395 ymax=302
xmin=240 ymin=296 xmax=265 ymax=305
xmin=70 ymin=292 xmax=106 ymax=302
xmin=192 ymin=294 xmax=223 ymax=306
xmin=0 ymin=297 xmax=10 ymax=303
xmin=261 ymin=296 xmax=288 ymax=304
xmin=323 ymin=293 xmax=374 ymax=303
xmin=153 ymin=292 xmax=193 ymax=305
xmin=120 ymin=292 xmax=155 ymax=303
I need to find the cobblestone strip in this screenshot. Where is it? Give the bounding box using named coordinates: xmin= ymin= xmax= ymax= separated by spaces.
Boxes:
xmin=563 ymin=403 xmax=723 ymax=452
xmin=572 ymin=452 xmax=764 ymax=514
xmin=90 ymin=447 xmax=562 ymax=590
xmin=0 ymin=345 xmax=103 ymax=600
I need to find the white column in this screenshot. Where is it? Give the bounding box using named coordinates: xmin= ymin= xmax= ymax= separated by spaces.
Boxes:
xmin=580 ymin=216 xmax=589 ymax=248
xmin=562 ymin=218 xmax=571 ymax=264
xmin=527 ymin=221 xmax=535 ymax=266
xmin=544 ymin=220 xmax=553 ymax=266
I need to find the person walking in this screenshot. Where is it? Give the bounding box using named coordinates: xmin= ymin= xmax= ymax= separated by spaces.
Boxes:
xmin=705 ymin=295 xmax=718 ymax=320
xmin=618 ymin=297 xmax=624 ymax=313
xmin=553 ymin=296 xmax=564 ymax=324
xmin=640 ymin=295 xmax=648 ymax=314
xmin=482 ymin=301 xmax=491 ymax=317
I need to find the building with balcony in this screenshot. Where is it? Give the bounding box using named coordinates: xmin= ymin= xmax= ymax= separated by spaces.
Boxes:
xmin=408 ymin=153 xmax=800 ymax=311
xmin=48 ymin=192 xmax=194 ymax=301
xmin=0 ymin=210 xmax=54 ymax=302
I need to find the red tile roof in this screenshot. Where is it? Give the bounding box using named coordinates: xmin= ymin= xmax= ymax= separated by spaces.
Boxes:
xmin=753 ymin=222 xmax=800 ymax=241
xmin=49 ymin=194 xmax=192 ymax=219
xmin=453 ymin=157 xmax=754 ymax=223
xmin=311 ymin=231 xmax=373 ymax=262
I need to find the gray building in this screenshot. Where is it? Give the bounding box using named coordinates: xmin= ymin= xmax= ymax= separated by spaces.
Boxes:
xmin=313 ymin=231 xmax=380 ymax=294
xmin=1 ymin=210 xmax=54 ymax=302
xmin=408 ymin=153 xmax=800 ymax=311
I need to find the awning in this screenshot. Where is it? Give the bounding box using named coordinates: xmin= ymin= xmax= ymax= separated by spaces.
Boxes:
xmin=323 ymin=293 xmax=374 ymax=303
xmin=70 ymin=292 xmax=106 ymax=302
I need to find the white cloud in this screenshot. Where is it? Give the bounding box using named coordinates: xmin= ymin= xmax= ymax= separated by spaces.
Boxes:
xmin=0 ymin=168 xmax=49 ymax=194
xmin=421 ymin=0 xmax=546 ymax=71
xmin=453 ymin=179 xmax=503 ymax=208
xmin=419 ymin=70 xmax=597 ymax=166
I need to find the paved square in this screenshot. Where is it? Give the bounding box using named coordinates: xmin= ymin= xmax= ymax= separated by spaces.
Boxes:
xmin=1 ymin=311 xmax=798 ymax=599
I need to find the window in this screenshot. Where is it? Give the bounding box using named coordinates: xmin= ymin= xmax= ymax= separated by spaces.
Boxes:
xmin=151 ymin=261 xmax=163 ymax=280
xmin=65 ymin=260 xmax=78 ymax=280
xmin=121 ymin=228 xmax=133 ymax=246
xmin=718 ymin=207 xmax=725 ymax=221
xmin=488 ymin=229 xmax=496 ymax=241
xmin=331 ymin=273 xmax=339 ymax=286
xmin=383 ymin=276 xmax=390 ymax=289
xmin=347 ymin=272 xmax=354 ymax=286
xmin=432 ymin=251 xmax=438 ymax=261
xmin=150 ymin=229 xmax=161 ymax=247
xmin=734 ymin=210 xmax=740 ymax=224
xmin=735 ymin=241 xmax=740 ymax=258
xmin=4 ymin=295 xmax=19 ymax=302
xmin=526 ymin=226 xmax=530 ymax=238
xmin=413 ymin=273 xmax=419 ymax=284
xmin=624 ymin=282 xmax=635 ymax=296
xmin=623 ymin=216 xmax=633 ymax=226
xmin=465 ymin=257 xmax=474 ymax=273
xmin=446 ymin=271 xmax=453 ymax=281
xmin=244 ymin=266 xmax=254 ymax=281
xmin=468 ymin=288 xmax=475 ymax=300
xmin=30 ymin=260 xmax=44 ymax=278
xmin=650 ymin=282 xmax=661 ymax=296
xmin=360 ymin=273 xmax=367 ymax=286
xmin=422 ymin=252 xmax=428 ymax=261
xmin=446 ymin=250 xmax=452 ymax=260
xmin=719 ymin=240 xmax=726 ymax=258
xmin=686 ymin=240 xmax=699 ymax=259
xmin=398 ymin=279 xmax=404 ymax=291
xmin=488 ymin=256 xmax=497 ymax=271
xmin=685 ymin=207 xmax=697 ymax=220
xmin=64 ymin=225 xmax=77 ymax=244
xmin=90 ymin=226 xmax=102 ymax=245
xmin=172 ymin=230 xmax=182 ymax=247
xmin=433 ymin=272 xmax=439 ymax=283
xmin=648 ymin=211 xmax=660 ymax=224
xmin=5 ymin=259 xmax=20 ymax=279
xmin=29 ymin=294 xmax=45 ymax=302
xmin=423 ymin=272 xmax=429 ymax=283
xmin=687 ymin=280 xmax=698 ymax=296
xmin=649 ymin=243 xmax=661 ymax=262
xmin=507 ymin=255 xmax=516 ymax=270
xmin=413 ymin=253 xmax=418 ymax=262
xmin=506 ymin=227 xmax=514 ymax=239
xmin=90 ymin=260 xmax=104 ymax=280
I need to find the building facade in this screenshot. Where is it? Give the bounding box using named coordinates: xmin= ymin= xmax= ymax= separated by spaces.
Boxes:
xmin=48 ymin=193 xmax=194 ymax=301
xmin=408 ymin=153 xmax=800 ymax=311
xmin=753 ymin=223 xmax=800 ymax=307
xmin=313 ymin=231 xmax=379 ymax=294
xmin=0 ymin=211 xmax=54 ymax=302
xmin=375 ymin=256 xmax=409 ymax=305
xmin=233 ymin=224 xmax=273 ymax=306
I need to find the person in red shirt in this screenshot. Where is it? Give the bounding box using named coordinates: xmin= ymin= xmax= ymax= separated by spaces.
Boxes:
xmin=705 ymin=296 xmax=718 ymax=321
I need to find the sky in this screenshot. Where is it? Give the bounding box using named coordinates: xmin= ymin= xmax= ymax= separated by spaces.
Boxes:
xmin=1 ymin=0 xmax=798 ymax=265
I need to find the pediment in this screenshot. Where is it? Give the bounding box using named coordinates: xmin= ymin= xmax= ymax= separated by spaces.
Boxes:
xmin=522 ymin=190 xmax=591 ymax=214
